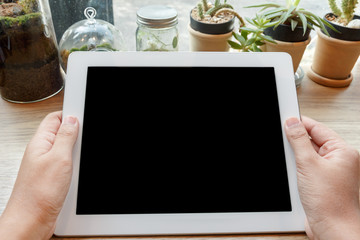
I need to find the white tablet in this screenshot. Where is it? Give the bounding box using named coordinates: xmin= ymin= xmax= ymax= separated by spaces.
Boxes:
xmin=56 ymin=51 xmax=304 ymax=236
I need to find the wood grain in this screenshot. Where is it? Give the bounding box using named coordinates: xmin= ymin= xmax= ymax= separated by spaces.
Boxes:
xmin=1 ymin=60 xmax=359 ymax=240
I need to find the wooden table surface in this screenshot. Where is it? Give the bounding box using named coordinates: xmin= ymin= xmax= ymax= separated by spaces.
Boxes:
xmin=0 ymin=63 xmax=360 ymax=240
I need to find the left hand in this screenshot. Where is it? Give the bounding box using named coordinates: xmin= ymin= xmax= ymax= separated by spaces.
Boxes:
xmin=0 ymin=111 xmax=79 ymax=240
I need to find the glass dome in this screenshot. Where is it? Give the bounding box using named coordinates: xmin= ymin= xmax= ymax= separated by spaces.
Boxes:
xmin=59 ymin=7 xmax=125 ymax=72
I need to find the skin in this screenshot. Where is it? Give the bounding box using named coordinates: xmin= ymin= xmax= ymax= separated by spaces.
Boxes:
xmin=285 ymin=116 xmax=360 ymax=240
xmin=0 ymin=111 xmax=79 ymax=239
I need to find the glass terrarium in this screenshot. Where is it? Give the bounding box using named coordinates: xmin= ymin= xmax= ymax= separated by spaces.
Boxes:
xmin=0 ymin=0 xmax=63 ymax=103
xmin=59 ymin=7 xmax=125 ymax=72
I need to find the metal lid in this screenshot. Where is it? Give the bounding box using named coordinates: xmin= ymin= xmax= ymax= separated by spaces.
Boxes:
xmin=137 ymin=5 xmax=178 ymax=28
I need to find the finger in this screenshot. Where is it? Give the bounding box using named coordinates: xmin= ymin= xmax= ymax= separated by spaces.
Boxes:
xmin=285 ymin=117 xmax=318 ymax=164
xmin=301 ymin=116 xmax=343 ymax=148
xmin=35 ymin=111 xmax=63 ymax=136
xmin=27 ymin=111 xmax=63 ymax=155
xmin=51 ymin=115 xmax=79 ymax=157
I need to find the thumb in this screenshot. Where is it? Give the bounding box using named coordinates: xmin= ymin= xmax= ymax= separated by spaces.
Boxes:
xmin=52 ymin=116 xmax=79 ymax=154
xmin=285 ymin=117 xmax=317 ymax=164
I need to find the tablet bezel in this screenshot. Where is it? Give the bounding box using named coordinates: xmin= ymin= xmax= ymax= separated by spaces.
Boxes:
xmin=56 ymin=51 xmax=304 ymax=236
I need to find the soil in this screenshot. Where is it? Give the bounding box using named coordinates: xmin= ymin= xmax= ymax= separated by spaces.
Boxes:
xmin=325 ymin=13 xmax=348 ymax=26
xmin=325 ymin=13 xmax=360 ymax=28
xmin=0 ymin=1 xmax=63 ymax=102
xmin=0 ymin=58 xmax=63 ymax=102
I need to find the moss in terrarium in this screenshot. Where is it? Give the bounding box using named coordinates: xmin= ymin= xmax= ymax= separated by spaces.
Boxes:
xmin=0 ymin=12 xmax=41 ymax=27
xmin=60 ymin=43 xmax=117 ymax=72
xmin=69 ymin=43 xmax=117 ymax=53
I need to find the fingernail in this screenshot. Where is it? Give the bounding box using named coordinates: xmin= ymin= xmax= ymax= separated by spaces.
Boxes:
xmin=63 ymin=116 xmax=77 ymax=125
xmin=286 ymin=117 xmax=300 ymax=128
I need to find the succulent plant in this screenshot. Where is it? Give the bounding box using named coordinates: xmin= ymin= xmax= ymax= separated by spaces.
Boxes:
xmin=194 ymin=0 xmax=245 ymax=26
xmin=228 ymin=14 xmax=277 ymax=52
xmin=246 ymin=0 xmax=338 ymax=36
xmin=328 ymin=0 xmax=359 ymax=25
xmin=197 ymin=0 xmax=233 ymax=18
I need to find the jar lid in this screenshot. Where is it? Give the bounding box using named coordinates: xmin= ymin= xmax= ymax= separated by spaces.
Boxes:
xmin=137 ymin=5 xmax=178 ymax=28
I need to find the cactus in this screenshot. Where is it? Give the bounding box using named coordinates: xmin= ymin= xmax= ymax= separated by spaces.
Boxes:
xmin=194 ymin=0 xmax=245 ymax=25
xmin=215 ymin=8 xmax=245 ymax=27
xmin=206 ymin=3 xmax=233 ymax=16
xmin=202 ymin=0 xmax=209 ymax=12
xmin=196 ymin=0 xmax=234 ymax=18
xmin=328 ymin=0 xmax=359 ymax=25
xmin=197 ymin=3 xmax=204 ymax=19
xmin=196 ymin=0 xmax=245 ymax=27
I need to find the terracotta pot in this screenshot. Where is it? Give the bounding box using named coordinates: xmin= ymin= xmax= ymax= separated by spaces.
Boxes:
xmin=263 ymin=36 xmax=311 ymax=73
xmin=188 ymin=9 xmax=234 ymax=51
xmin=308 ymin=30 xmax=360 ymax=87
xmin=188 ymin=24 xmax=233 ymax=51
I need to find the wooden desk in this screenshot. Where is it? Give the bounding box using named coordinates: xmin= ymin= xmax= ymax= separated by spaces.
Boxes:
xmin=0 ymin=63 xmax=359 ymax=240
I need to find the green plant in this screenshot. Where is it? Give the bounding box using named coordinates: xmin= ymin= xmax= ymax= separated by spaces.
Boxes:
xmin=197 ymin=0 xmax=233 ymax=18
xmin=228 ymin=14 xmax=277 ymax=52
xmin=246 ymin=0 xmax=338 ymax=36
xmin=328 ymin=0 xmax=359 ymax=25
xmin=194 ymin=0 xmax=245 ymax=26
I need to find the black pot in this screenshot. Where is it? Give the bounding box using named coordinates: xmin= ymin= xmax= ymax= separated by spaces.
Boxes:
xmin=264 ymin=23 xmax=311 ymax=42
xmin=323 ymin=13 xmax=360 ymax=41
xmin=190 ymin=10 xmax=235 ymax=35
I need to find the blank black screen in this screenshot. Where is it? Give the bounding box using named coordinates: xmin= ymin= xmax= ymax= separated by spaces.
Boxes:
xmin=76 ymin=67 xmax=292 ymax=214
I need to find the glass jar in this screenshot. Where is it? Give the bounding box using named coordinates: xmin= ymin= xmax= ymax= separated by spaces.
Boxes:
xmin=0 ymin=0 xmax=63 ymax=103
xmin=136 ymin=5 xmax=178 ymax=51
xmin=59 ymin=7 xmax=125 ymax=72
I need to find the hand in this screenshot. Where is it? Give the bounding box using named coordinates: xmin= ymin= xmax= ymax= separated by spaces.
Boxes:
xmin=0 ymin=111 xmax=79 ymax=240
xmin=285 ymin=116 xmax=360 ymax=240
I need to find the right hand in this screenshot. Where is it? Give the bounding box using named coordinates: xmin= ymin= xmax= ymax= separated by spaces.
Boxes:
xmin=285 ymin=116 xmax=360 ymax=240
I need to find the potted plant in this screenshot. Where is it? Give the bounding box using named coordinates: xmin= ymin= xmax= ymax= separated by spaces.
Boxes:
xmin=246 ymin=0 xmax=336 ymax=76
xmin=228 ymin=13 xmax=277 ymax=52
xmin=188 ymin=0 xmax=245 ymax=51
xmin=308 ymin=0 xmax=360 ymax=87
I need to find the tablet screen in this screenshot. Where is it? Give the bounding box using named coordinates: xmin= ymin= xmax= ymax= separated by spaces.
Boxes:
xmin=76 ymin=67 xmax=292 ymax=215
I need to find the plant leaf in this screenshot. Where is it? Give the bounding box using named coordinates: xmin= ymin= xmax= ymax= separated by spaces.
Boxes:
xmin=291 ymin=19 xmax=298 ymax=31
xmin=246 ymin=37 xmax=257 ymax=46
xmin=262 ymin=8 xmax=286 ymax=17
xmin=232 ymin=32 xmax=246 ymax=45
xmin=240 ymin=27 xmax=262 ymax=34
xmin=252 ymin=45 xmax=263 ymax=52
xmin=263 ymin=20 xmax=280 ymax=28
xmin=259 ymin=34 xmax=277 ymax=44
xmin=275 ymin=5 xmax=296 ymax=28
xmin=297 ymin=12 xmax=308 ymax=35
xmin=241 ymin=29 xmax=249 ymax=39
xmin=265 ymin=11 xmax=285 ymax=20
xmin=228 ymin=40 xmax=242 ymax=49
xmin=244 ymin=3 xmax=282 ymax=9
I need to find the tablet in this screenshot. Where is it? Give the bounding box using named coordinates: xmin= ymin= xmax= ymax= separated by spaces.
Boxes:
xmin=56 ymin=51 xmax=304 ymax=236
